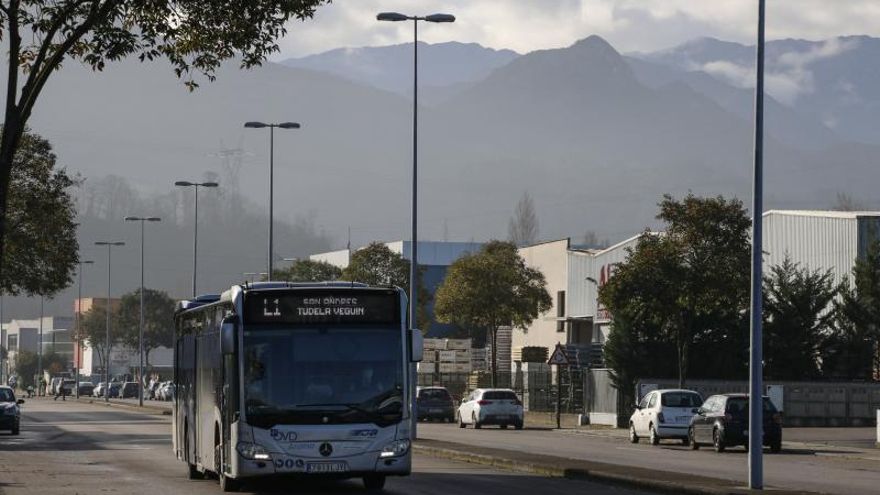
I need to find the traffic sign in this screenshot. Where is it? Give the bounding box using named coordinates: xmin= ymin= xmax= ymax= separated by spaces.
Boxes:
xmin=547 ymin=344 xmax=570 ymax=366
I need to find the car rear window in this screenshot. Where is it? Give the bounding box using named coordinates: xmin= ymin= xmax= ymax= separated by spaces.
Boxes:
xmin=483 ymin=391 xmax=519 ymax=401
xmin=420 ymin=389 xmax=451 ymax=401
xmin=661 ymin=392 xmax=702 ymax=407
xmin=726 ymin=397 xmax=776 ymax=414
xmin=0 ymin=389 xmax=14 ymax=401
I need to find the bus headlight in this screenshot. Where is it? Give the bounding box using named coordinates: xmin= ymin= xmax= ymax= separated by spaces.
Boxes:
xmin=379 ymin=439 xmax=410 ymax=458
xmin=236 ymin=442 xmax=271 ymax=460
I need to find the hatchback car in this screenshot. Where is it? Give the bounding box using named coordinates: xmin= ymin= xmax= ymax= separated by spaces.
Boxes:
xmin=689 ymin=394 xmax=782 ymax=453
xmin=417 ymin=386 xmax=456 ymax=422
xmin=78 ymin=382 xmax=95 ymax=397
xmin=458 ymin=388 xmax=524 ymax=429
xmin=0 ymin=385 xmax=24 ymax=435
xmin=119 ymin=382 xmax=139 ymax=399
xmin=629 ymin=389 xmax=703 ymax=445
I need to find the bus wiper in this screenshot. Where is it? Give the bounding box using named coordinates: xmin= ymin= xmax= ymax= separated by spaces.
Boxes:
xmin=294 ymin=403 xmax=375 ymax=415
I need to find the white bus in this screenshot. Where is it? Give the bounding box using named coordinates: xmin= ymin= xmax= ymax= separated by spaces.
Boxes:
xmin=172 ymin=282 xmax=423 ymax=492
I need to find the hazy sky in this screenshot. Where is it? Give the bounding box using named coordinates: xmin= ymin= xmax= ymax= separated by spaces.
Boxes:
xmin=275 ymin=0 xmax=880 ymax=58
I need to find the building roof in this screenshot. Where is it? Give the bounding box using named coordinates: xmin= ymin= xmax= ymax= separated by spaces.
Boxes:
xmin=764 ymin=210 xmax=880 ymax=219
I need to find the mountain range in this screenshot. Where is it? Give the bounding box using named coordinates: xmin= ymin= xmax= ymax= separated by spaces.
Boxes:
xmin=5 ymin=33 xmax=880 ymax=317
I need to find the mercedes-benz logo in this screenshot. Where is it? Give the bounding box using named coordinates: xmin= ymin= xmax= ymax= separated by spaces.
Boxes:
xmin=319 ymin=443 xmax=333 ymax=457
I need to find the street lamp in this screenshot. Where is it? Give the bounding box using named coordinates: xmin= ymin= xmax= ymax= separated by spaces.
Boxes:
xmin=175 ymin=181 xmax=218 ymax=297
xmin=124 ymin=216 xmax=161 ymax=407
xmin=95 ymin=240 xmax=125 ymax=402
xmin=377 ymin=9 xmax=455 ymax=442
xmin=376 ymin=11 xmax=455 ymax=331
xmin=38 ymin=295 xmax=43 ymax=395
xmin=74 ymin=259 xmax=94 ymax=399
xmin=244 ymin=121 xmax=301 ymax=281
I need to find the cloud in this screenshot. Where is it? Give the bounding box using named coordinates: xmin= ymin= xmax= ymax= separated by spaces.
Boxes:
xmin=275 ymin=1 xmax=880 ymax=59
xmin=695 ymin=38 xmax=859 ymax=105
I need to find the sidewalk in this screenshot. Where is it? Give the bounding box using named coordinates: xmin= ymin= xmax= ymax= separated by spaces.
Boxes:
xmin=414 ymin=438 xmax=812 ymax=495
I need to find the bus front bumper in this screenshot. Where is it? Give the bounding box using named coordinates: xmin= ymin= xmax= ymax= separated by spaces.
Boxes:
xmin=234 ymin=449 xmax=411 ymax=479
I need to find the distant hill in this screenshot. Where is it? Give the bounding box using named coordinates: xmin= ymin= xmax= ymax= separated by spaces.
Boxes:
xmin=280 ymin=41 xmax=519 ymax=99
xmin=634 ymin=36 xmax=880 ymax=145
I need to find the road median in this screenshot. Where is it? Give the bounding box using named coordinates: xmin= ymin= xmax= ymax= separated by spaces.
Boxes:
xmin=70 ymin=396 xmax=171 ymax=415
xmin=413 ymin=438 xmax=819 ymax=495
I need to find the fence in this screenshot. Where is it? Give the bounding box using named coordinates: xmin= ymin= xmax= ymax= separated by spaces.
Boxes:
xmin=417 ymin=368 xmax=585 ymax=414
xmin=638 ymin=378 xmax=880 ymax=427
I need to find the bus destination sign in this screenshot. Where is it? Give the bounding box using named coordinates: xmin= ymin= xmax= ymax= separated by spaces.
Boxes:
xmin=244 ymin=290 xmax=400 ymax=325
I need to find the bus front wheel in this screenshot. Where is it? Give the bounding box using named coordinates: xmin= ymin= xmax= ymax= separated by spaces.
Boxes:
xmin=363 ymin=474 xmax=386 ymax=491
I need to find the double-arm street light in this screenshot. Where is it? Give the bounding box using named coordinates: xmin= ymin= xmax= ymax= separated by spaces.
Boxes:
xmin=74 ymin=259 xmax=94 ymax=399
xmin=95 ymin=241 xmax=125 ymax=402
xmin=174 ymin=181 xmax=218 ymax=297
xmin=124 ymin=216 xmax=161 ymax=407
xmin=243 ymin=121 xmax=301 ymax=282
xmin=377 ymin=10 xmax=455 ymax=441
xmin=376 ymin=12 xmax=454 ymax=332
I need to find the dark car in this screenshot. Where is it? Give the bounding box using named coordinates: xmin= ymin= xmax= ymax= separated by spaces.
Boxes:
xmin=416 ymin=386 xmax=456 ymax=422
xmin=78 ymin=382 xmax=95 ymax=397
xmin=689 ymin=394 xmax=782 ymax=453
xmin=0 ymin=385 xmax=24 ymax=435
xmin=119 ymin=382 xmax=139 ymax=399
xmin=106 ymin=382 xmax=121 ymax=398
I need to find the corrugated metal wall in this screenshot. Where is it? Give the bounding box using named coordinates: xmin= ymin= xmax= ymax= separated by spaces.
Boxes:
xmin=763 ymin=213 xmax=858 ymax=289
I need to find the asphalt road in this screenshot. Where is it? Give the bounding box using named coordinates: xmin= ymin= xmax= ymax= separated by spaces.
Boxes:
xmin=0 ymin=399 xmax=650 ymax=495
xmin=418 ymin=422 xmax=880 ymax=495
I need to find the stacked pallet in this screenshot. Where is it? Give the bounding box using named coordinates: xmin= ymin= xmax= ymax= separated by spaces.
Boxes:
xmin=425 ymin=338 xmax=473 ymax=373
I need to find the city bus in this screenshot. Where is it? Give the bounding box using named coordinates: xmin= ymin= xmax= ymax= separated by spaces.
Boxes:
xmin=172 ymin=282 xmax=423 ymax=492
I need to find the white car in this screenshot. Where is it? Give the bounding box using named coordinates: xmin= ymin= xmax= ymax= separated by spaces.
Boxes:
xmin=629 ymin=389 xmax=703 ymax=445
xmin=457 ymin=388 xmax=524 ymax=429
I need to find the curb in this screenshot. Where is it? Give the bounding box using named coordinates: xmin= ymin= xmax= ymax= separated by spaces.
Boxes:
xmin=413 ymin=440 xmax=820 ymax=495
xmin=71 ymin=397 xmax=172 ymax=415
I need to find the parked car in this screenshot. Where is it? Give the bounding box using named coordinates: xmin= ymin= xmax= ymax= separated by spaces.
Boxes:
xmin=457 ymin=388 xmax=524 ymax=429
xmin=60 ymin=379 xmax=76 ymax=396
xmin=78 ymin=382 xmax=95 ymax=397
xmin=119 ymin=382 xmax=139 ymax=399
xmin=93 ymin=382 xmax=106 ymax=398
xmin=689 ymin=394 xmax=782 ymax=453
xmin=106 ymin=382 xmax=121 ymax=398
xmin=629 ymin=389 xmax=703 ymax=445
xmin=0 ymin=385 xmax=23 ymax=435
xmin=416 ymin=386 xmax=456 ymax=422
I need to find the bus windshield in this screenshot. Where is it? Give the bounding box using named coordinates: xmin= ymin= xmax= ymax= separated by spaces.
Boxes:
xmin=243 ymin=326 xmax=404 ymax=427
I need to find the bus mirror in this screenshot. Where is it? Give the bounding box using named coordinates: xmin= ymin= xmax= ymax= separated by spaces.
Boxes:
xmin=221 ymin=317 xmax=238 ymax=355
xmin=410 ymin=328 xmax=424 ymax=362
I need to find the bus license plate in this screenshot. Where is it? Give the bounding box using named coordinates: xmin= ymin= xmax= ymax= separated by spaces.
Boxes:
xmin=307 ymin=462 xmax=349 ymax=474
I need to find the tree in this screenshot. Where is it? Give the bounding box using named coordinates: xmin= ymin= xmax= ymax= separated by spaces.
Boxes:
xmin=273 ymin=259 xmax=342 ymax=282
xmin=1 ymin=130 xmax=79 ymax=296
xmin=762 ymin=257 xmax=836 ymax=380
xmin=508 ymin=191 xmax=539 ymax=246
xmin=14 ymin=350 xmax=38 ymax=388
xmin=341 ymin=242 xmax=431 ymax=330
xmin=75 ymin=304 xmax=123 ymax=376
xmin=434 ymin=240 xmax=552 ymax=386
xmin=0 ymin=0 xmax=329 ymax=281
xmin=581 ymin=230 xmax=610 ymax=249
xmin=832 ymin=192 xmax=868 ymax=212
xmin=116 ymin=289 xmax=176 ymax=376
xmin=599 ymin=194 xmax=751 ymax=388
xmin=831 ymin=240 xmax=880 ymax=380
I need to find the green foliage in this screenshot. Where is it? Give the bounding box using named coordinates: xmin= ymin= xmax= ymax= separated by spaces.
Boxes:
xmin=830 ymin=240 xmax=880 ymax=380
xmin=13 ymin=350 xmax=38 ymax=388
xmin=435 ymin=240 xmax=552 ymax=385
xmin=116 ymin=289 xmax=176 ymax=368
xmin=599 ymin=194 xmax=751 ymax=388
xmin=341 ymin=242 xmax=431 ymax=330
xmin=274 ymin=259 xmax=342 ymax=282
xmin=1 ymin=130 xmax=79 ymax=296
xmin=762 ymin=257 xmax=836 ymax=380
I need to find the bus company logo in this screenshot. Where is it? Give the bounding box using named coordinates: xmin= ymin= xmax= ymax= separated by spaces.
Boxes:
xmin=319 ymin=443 xmax=333 ymax=457
xmin=270 ymin=428 xmax=297 ymax=442
xmin=350 ymin=429 xmax=378 ymax=438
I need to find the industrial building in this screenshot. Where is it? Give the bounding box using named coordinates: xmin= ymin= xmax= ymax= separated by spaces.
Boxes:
xmin=511 ymin=210 xmax=880 ymax=372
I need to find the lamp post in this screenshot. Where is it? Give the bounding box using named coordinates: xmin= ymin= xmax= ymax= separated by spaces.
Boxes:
xmin=376 ymin=11 xmax=454 ymax=331
xmin=175 ymin=181 xmax=218 ymax=297
xmin=244 ymin=121 xmax=301 ymax=282
xmin=38 ymin=295 xmax=43 ymax=395
xmin=377 ymin=10 xmax=455 ymax=442
xmin=74 ymin=259 xmax=94 ymax=399
xmin=95 ymin=241 xmax=125 ymax=402
xmin=749 ymin=0 xmax=767 ymax=489
xmin=125 ymin=216 xmax=161 ymax=407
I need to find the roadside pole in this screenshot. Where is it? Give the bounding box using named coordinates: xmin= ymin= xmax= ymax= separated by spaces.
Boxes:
xmin=548 ymin=343 xmax=570 ymax=429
